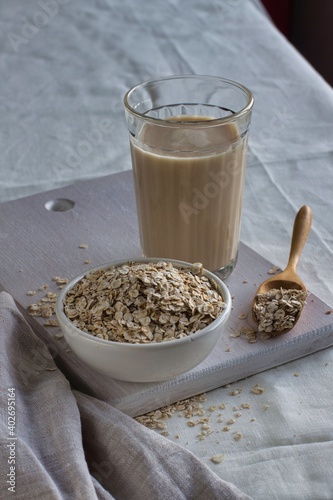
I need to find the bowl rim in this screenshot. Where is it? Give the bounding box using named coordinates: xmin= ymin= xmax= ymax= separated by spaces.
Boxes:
xmin=55 ymin=257 xmax=232 ymax=350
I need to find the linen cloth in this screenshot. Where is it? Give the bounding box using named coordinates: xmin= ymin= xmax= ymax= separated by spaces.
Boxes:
xmin=1 ymin=0 xmax=333 ymax=499
xmin=0 ymin=291 xmax=251 ymax=499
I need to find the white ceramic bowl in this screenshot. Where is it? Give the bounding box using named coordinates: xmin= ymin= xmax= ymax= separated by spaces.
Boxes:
xmin=56 ymin=258 xmax=232 ymax=382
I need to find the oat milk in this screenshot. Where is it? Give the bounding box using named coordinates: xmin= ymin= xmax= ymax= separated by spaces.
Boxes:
xmin=130 ymin=116 xmax=248 ymax=272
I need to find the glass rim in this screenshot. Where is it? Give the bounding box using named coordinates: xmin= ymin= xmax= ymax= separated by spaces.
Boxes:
xmin=123 ymin=74 xmax=254 ymax=127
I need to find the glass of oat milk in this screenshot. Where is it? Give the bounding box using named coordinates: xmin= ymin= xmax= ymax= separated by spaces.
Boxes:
xmin=123 ymin=75 xmax=254 ymax=279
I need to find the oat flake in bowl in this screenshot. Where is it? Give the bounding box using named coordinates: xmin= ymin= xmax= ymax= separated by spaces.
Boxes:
xmin=56 ymin=258 xmax=231 ymax=382
xmin=63 ymin=261 xmax=226 ymax=344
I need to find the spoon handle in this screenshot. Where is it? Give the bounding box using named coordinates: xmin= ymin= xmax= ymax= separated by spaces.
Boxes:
xmin=287 ymin=205 xmax=312 ymax=271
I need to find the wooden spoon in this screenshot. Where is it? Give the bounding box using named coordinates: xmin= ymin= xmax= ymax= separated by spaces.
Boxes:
xmin=252 ymin=205 xmax=312 ymax=335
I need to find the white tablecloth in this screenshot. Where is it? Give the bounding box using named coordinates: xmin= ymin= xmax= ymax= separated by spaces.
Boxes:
xmin=1 ymin=1 xmax=332 ymax=498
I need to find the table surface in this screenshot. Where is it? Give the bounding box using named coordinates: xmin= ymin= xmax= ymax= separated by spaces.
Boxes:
xmin=1 ymin=1 xmax=333 ymax=498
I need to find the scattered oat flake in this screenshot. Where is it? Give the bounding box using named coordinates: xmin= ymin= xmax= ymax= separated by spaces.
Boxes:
xmin=268 ymin=265 xmax=280 ymax=274
xmin=52 ymin=277 xmax=69 ymax=285
xmin=210 ymin=454 xmax=225 ymax=464
xmin=84 ymin=260 xmax=92 ymax=264
xmin=187 ymin=421 xmax=196 ymax=427
xmin=27 ymin=290 xmax=36 ymax=296
xmin=222 ymin=426 xmax=230 ymax=432
xmin=39 ymin=284 xmax=49 ymax=291
xmin=231 ymin=325 xmax=257 ymax=343
xmin=43 ymin=288 xmax=57 ymax=302
xmin=54 ymin=332 xmax=64 ymax=340
xmin=251 ymin=384 xmax=265 ymax=394
xmin=241 ymin=403 xmax=252 ymax=409
xmin=234 ymin=432 xmax=244 ymax=441
xmin=238 ymin=313 xmax=248 ymax=320
xmin=225 ymin=347 xmax=231 ymax=352
xmin=27 ymin=289 xmax=58 ymax=319
xmin=43 ymin=319 xmax=59 ymax=327
xmin=135 ymin=394 xmax=208 ymax=433
xmin=325 ymin=310 xmax=333 ymax=315
xmin=294 ymin=372 xmax=300 ymax=377
xmin=229 ymin=389 xmax=242 ymax=396
xmin=28 ymin=303 xmax=54 ymax=318
xmin=79 ymin=244 xmax=88 ymax=249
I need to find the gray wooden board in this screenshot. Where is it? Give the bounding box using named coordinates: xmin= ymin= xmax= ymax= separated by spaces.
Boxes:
xmin=1 ymin=170 xmax=333 ymax=417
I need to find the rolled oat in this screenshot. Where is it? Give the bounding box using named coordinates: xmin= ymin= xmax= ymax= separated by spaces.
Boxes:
xmin=253 ymin=287 xmax=307 ymax=334
xmin=63 ymin=261 xmax=226 ymax=344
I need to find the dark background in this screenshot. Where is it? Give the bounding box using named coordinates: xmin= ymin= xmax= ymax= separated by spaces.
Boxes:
xmin=262 ymin=0 xmax=333 ymax=86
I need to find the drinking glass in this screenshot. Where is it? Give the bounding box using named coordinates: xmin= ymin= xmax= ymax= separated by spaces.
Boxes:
xmin=124 ymin=75 xmax=254 ymax=279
